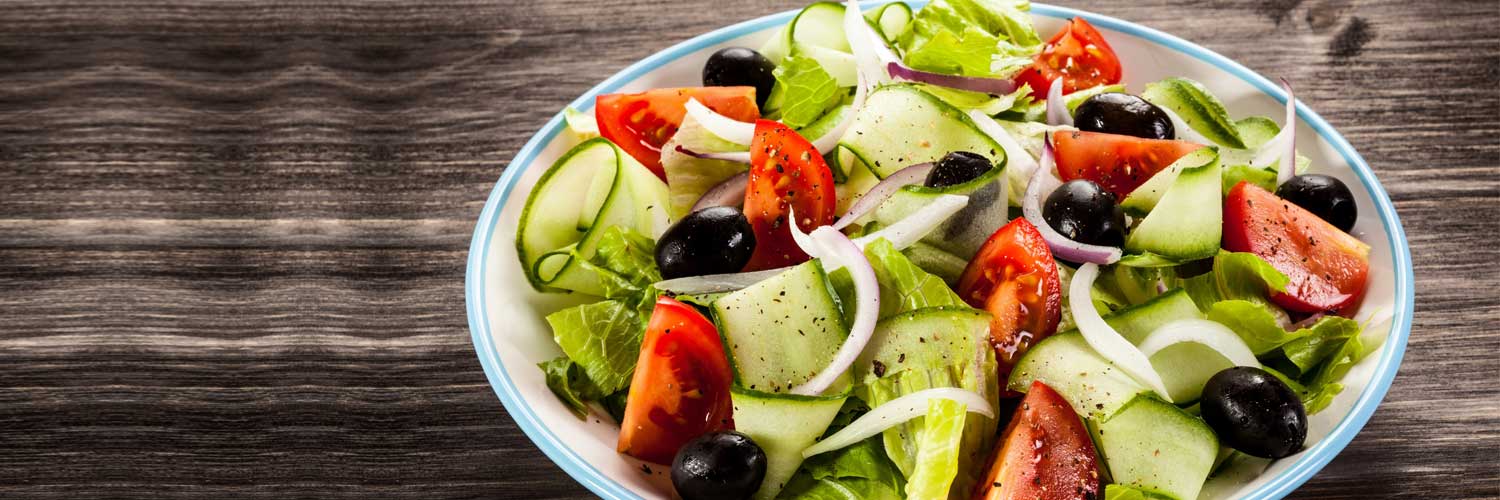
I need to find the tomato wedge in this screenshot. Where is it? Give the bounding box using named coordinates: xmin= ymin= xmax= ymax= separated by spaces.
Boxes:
xmin=957 ymin=218 xmax=1062 ymax=378
xmin=1223 ymin=182 xmax=1371 ymax=314
xmin=1016 ymin=18 xmax=1122 ymax=98
xmin=975 ymin=381 xmax=1101 ymax=500
xmin=1054 ymin=130 xmax=1206 ymax=199
xmin=596 ymin=87 xmax=760 ymax=179
xmin=617 ymin=296 xmax=735 ymax=464
xmin=741 ymin=120 xmax=837 ymax=271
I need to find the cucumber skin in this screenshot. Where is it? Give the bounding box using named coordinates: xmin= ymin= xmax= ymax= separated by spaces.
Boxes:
xmin=515 ymin=138 xmax=619 ymax=293
xmin=731 ymin=388 xmax=849 ymax=500
xmin=1142 ymin=78 xmax=1247 ymax=149
xmin=1120 ymin=147 xmax=1218 ymax=217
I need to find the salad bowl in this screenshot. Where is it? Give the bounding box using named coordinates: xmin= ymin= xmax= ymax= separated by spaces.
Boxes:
xmin=466 ymin=2 xmax=1413 ymax=498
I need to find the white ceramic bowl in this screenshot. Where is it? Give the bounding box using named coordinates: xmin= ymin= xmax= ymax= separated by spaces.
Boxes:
xmin=467 ymin=3 xmax=1414 ymax=498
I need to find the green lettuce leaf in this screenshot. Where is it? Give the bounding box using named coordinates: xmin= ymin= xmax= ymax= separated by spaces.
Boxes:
xmin=1105 ymin=484 xmax=1173 ymax=500
xmin=775 ymin=54 xmax=847 ymax=129
xmin=538 ymin=357 xmax=607 ymax=418
xmin=865 ymin=239 xmax=970 ymax=318
xmin=860 ymin=360 xmax=999 ymax=498
xmin=1180 ymin=251 xmax=1291 ymax=311
xmin=899 ymin=0 xmax=1041 ymax=78
xmin=1277 ymin=317 xmax=1362 ymax=375
xmin=777 ymin=399 xmax=905 ymax=500
xmin=546 ymin=299 xmax=645 ymax=401
xmin=590 ymin=225 xmax=661 ymax=293
xmin=903 ymin=398 xmax=969 ymax=499
xmin=661 ymin=113 xmax=751 ymax=218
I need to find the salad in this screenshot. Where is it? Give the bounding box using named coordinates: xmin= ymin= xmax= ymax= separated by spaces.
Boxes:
xmin=515 ymin=1 xmax=1384 ymax=499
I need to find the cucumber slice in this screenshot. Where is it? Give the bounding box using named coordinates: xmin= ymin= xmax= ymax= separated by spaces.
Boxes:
xmin=1121 ymin=147 xmax=1218 ymax=216
xmin=840 ymin=84 xmax=1006 ymax=178
xmin=1150 ymin=341 xmax=1236 ymax=404
xmin=1141 ymin=78 xmax=1247 ymax=149
xmin=516 ymin=138 xmax=670 ymax=294
xmin=788 ymin=2 xmax=850 ymax=53
xmin=835 ymin=148 xmax=882 ymax=211
xmin=867 ymin=2 xmax=914 ymax=42
xmin=1103 ymin=288 xmax=1204 ymax=345
xmin=730 ymin=388 xmax=848 ymax=500
xmin=1124 ymin=151 xmax=1223 ymax=262
xmin=1234 ymin=116 xmax=1281 ymax=149
xmin=712 ymin=261 xmax=849 ymax=393
xmin=855 ymin=306 xmax=991 ymax=384
xmin=1094 ymin=395 xmax=1219 ymax=500
xmin=1007 ymin=332 xmax=1151 ymax=420
xmin=863 ymin=159 xmax=1009 ymax=258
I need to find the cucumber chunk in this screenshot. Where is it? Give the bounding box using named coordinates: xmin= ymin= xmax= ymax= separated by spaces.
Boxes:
xmin=839 ymin=84 xmax=1005 ymax=179
xmin=1120 ymin=147 xmax=1218 ymax=216
xmin=730 ymin=388 xmax=848 ymax=500
xmin=1007 ymin=332 xmax=1150 ymax=420
xmin=855 ymin=306 xmax=991 ymax=385
xmin=867 ymin=2 xmax=914 ymax=42
xmin=1093 ymin=395 xmax=1219 ymax=500
xmin=713 ymin=261 xmax=849 ymax=393
xmin=1124 ymin=150 xmax=1223 ymax=263
xmin=516 ymin=138 xmax=670 ymax=294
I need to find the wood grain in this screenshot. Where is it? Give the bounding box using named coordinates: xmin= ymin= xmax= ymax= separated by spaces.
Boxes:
xmin=1 ymin=0 xmax=1496 ymax=498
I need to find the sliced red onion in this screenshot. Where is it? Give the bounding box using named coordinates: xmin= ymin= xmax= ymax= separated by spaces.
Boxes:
xmin=1021 ymin=135 xmax=1122 ymax=264
xmin=800 ymin=387 xmax=994 ymax=458
xmin=888 ymin=62 xmax=1019 ymax=95
xmin=967 ymin=110 xmax=1038 ymax=181
xmin=831 ymin=162 xmax=935 ymax=230
xmin=1046 ymin=79 xmax=1074 ymax=127
xmin=1159 ymin=105 xmax=1214 ymax=146
xmin=685 ymin=98 xmax=755 ymax=146
xmin=852 ymin=194 xmax=968 ymax=251
xmin=1071 ymin=263 xmax=1174 ymax=401
xmin=1138 ymin=319 xmax=1260 ymax=368
xmin=653 ymin=267 xmax=791 ymax=295
xmin=675 ymin=145 xmax=751 ymax=164
xmin=791 ymin=226 xmax=880 ymax=396
xmin=1155 ymin=280 xmax=1169 ymax=295
xmin=690 ymin=171 xmax=748 ymax=213
xmin=1291 ymin=312 xmax=1326 ymax=331
xmin=807 ymin=1 xmax=878 ymax=155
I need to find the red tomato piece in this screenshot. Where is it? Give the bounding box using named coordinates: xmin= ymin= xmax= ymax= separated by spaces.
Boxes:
xmin=957 ymin=218 xmax=1062 ymax=378
xmin=596 ymin=87 xmax=760 ymax=179
xmin=1223 ymin=181 xmax=1371 ymax=314
xmin=974 ymin=381 xmax=1101 ymax=500
xmin=1016 ymin=18 xmax=1122 ymax=98
xmin=741 ymin=120 xmax=837 ymax=271
xmin=617 ymin=297 xmax=735 ymax=464
xmin=1053 ymin=130 xmax=1206 ymax=199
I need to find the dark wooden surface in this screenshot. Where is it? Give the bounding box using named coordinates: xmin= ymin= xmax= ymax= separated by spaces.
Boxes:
xmin=1 ymin=0 xmax=1496 ymax=498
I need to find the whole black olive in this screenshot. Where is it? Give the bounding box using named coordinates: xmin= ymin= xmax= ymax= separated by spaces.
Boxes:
xmin=1075 ymin=93 xmax=1175 ymax=140
xmin=924 ymin=151 xmax=995 ymax=189
xmin=703 ymin=47 xmax=777 ymax=109
xmin=671 ymin=431 xmax=767 ymax=500
xmin=1201 ymin=366 xmax=1308 ymax=459
xmin=655 ymin=206 xmax=757 ymax=280
xmin=1276 ymin=174 xmax=1357 ymax=232
xmin=1042 ymin=180 xmax=1126 ymax=247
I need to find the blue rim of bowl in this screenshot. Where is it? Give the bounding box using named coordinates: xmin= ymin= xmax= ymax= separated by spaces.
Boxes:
xmin=466 ymin=3 xmax=1413 ymax=499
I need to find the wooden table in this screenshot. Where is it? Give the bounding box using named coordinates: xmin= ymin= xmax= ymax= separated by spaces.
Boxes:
xmin=2 ymin=0 xmax=1496 ymax=498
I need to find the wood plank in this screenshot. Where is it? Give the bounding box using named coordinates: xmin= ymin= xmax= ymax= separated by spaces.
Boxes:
xmin=1 ymin=0 xmax=1496 ymax=498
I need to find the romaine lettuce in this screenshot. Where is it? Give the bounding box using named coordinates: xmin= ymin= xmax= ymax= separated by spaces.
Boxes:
xmin=903 ymin=398 xmax=968 ymax=499
xmin=777 ymin=400 xmax=905 ymax=500
xmin=1180 ymin=251 xmax=1290 ymax=311
xmin=775 ymin=54 xmax=847 ymax=129
xmin=546 ymin=300 xmax=644 ymax=400
xmin=899 ymin=0 xmax=1041 ymax=78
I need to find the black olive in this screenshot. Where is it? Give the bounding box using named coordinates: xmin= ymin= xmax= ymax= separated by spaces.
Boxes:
xmin=924 ymin=151 xmax=995 ymax=189
xmin=1074 ymin=93 xmax=1175 ymax=140
xmin=703 ymin=47 xmax=776 ymax=109
xmin=671 ymin=431 xmax=767 ymax=500
xmin=1201 ymin=366 xmax=1308 ymax=459
xmin=1042 ymin=180 xmax=1126 ymax=247
xmin=1276 ymin=174 xmax=1357 ymax=232
xmin=655 ymin=206 xmax=756 ymax=280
